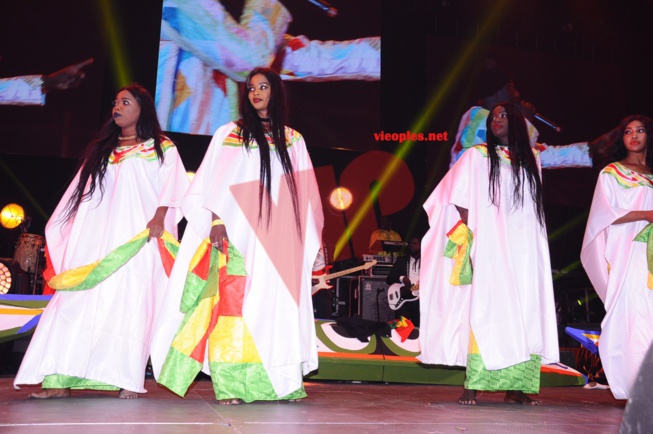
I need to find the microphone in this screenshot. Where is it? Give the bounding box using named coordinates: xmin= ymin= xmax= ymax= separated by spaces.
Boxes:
xmin=307 ymin=0 xmax=338 ymax=17
xmin=534 ymin=113 xmax=562 ymax=133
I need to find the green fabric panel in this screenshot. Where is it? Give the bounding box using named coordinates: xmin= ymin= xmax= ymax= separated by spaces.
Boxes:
xmin=200 ymin=248 xmax=220 ymax=300
xmin=209 ymin=361 xmax=305 ymax=402
xmin=443 ymin=233 xmax=473 ymax=286
xmin=226 ymin=243 xmax=247 ymax=276
xmin=443 ymin=239 xmax=457 ymax=258
xmin=635 ymin=223 xmax=653 ymax=278
xmin=633 ymin=223 xmax=651 ymax=242
xmin=42 ymin=374 xmax=119 ymax=391
xmin=180 ymin=272 xmax=208 ymax=314
xmin=464 ymin=354 xmax=541 ymax=394
xmin=459 ymin=228 xmax=474 ymax=285
xmin=646 ymin=226 xmax=653 ymax=278
xmin=163 ymin=239 xmax=180 ymax=257
xmin=158 ymin=347 xmax=203 ymax=397
xmin=57 ymin=235 xmax=148 ymax=291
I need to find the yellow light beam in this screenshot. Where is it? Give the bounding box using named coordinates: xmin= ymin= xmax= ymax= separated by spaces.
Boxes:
xmin=99 ymin=0 xmax=132 ymax=87
xmin=334 ymin=0 xmax=513 ymax=259
xmin=552 ymin=260 xmax=581 ymax=281
xmin=548 ymin=211 xmax=589 ymax=242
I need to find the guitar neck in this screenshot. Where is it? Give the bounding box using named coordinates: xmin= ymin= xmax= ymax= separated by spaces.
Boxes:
xmin=324 ymin=264 xmax=371 ymax=280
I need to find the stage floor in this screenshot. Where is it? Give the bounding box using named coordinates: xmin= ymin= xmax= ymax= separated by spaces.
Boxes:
xmin=0 ymin=377 xmax=624 ymax=433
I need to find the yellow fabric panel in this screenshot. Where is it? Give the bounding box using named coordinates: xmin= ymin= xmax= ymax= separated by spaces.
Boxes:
xmin=210 ymin=316 xmax=261 ymax=364
xmin=171 ymin=297 xmax=216 ymax=354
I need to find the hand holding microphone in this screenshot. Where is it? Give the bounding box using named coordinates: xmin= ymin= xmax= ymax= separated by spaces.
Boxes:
xmin=306 ymin=0 xmax=338 ymax=17
xmin=519 ymin=100 xmax=562 ymax=133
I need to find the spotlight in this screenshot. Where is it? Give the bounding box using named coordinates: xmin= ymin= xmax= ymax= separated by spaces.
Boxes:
xmin=0 ymin=261 xmax=12 ymax=294
xmin=0 ymin=203 xmax=25 ymax=230
xmin=0 ymin=258 xmax=28 ymax=294
xmin=328 ymin=187 xmax=353 ymax=211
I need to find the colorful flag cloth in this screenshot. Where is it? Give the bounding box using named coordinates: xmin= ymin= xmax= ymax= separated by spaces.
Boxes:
xmin=158 ymin=239 xmax=301 ymax=402
xmin=388 ymin=316 xmax=415 ymax=342
xmin=633 ymin=223 xmax=653 ymax=290
xmin=47 ymin=229 xmax=179 ymax=291
xmin=444 ymin=220 xmax=473 ymax=286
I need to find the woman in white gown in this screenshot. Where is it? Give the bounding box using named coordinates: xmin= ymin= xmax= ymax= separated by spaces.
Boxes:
xmin=419 ymin=102 xmax=559 ymax=405
xmin=14 ymin=84 xmax=189 ymax=399
xmin=152 ymin=67 xmax=323 ymax=404
xmin=581 ymin=114 xmax=653 ymax=400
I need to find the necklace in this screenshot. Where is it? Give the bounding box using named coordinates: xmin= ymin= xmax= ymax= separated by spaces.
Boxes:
xmin=259 ymin=118 xmax=271 ymax=123
xmin=118 ymin=135 xmax=138 ymax=141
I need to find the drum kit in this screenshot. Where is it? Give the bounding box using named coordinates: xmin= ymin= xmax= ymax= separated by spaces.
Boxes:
xmin=0 ymin=233 xmax=45 ymax=294
xmin=14 ymin=233 xmax=44 ymax=275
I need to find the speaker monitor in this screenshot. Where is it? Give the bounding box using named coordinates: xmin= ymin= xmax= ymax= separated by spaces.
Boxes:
xmin=312 ymin=276 xmax=356 ymax=319
xmin=358 ymin=276 xmax=393 ymax=322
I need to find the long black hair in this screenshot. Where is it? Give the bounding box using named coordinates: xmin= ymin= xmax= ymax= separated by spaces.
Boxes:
xmin=609 ymin=115 xmax=653 ymax=169
xmin=485 ymin=102 xmax=545 ymax=226
xmin=237 ymin=67 xmax=301 ymax=231
xmin=62 ymin=84 xmax=165 ymax=222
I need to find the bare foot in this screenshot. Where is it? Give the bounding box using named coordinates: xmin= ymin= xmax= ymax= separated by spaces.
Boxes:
xmin=118 ymin=389 xmax=139 ymax=399
xmin=458 ymin=388 xmax=477 ymax=405
xmin=28 ymin=388 xmax=70 ymax=399
xmin=279 ymin=398 xmax=303 ymax=404
xmin=504 ymin=390 xmax=541 ymax=405
xmin=218 ymin=398 xmax=243 ymax=405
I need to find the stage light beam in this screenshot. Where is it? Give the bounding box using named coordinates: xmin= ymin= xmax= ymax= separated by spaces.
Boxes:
xmin=334 ymin=0 xmax=513 ymax=259
xmin=98 ymin=0 xmax=133 ymax=87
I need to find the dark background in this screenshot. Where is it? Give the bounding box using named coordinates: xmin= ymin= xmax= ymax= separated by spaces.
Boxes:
xmin=1 ymin=0 xmax=652 ymax=323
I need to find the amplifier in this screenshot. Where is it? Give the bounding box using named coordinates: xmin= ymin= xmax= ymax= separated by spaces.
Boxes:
xmin=362 ymin=254 xmax=392 ymax=264
xmin=358 ymin=276 xmax=393 ymax=322
xmin=366 ymin=264 xmax=392 ymax=277
xmin=313 ymin=276 xmax=356 ymax=318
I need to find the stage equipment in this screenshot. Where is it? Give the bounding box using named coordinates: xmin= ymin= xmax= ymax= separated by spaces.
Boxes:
xmin=307 ymin=0 xmax=338 ymax=17
xmin=0 ymin=203 xmax=25 ymax=229
xmin=313 ymin=276 xmax=357 ymax=318
xmin=14 ymin=233 xmax=45 ymax=273
xmin=362 ymin=254 xmax=392 ymax=264
xmin=534 ymin=113 xmax=562 ymax=133
xmin=358 ymin=276 xmax=393 ymax=322
xmin=0 ymin=260 xmax=12 ymax=294
xmin=312 ymin=260 xmax=376 ymax=295
xmin=381 ymin=241 xmax=406 ymax=251
xmin=328 ymin=187 xmax=353 ymax=211
xmin=0 ymin=258 xmax=29 ymax=294
xmin=366 ymin=264 xmax=393 ymax=277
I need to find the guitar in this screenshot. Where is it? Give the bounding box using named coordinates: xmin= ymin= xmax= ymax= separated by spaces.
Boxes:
xmin=387 ymin=282 xmax=419 ymax=310
xmin=312 ymin=260 xmax=377 ymax=295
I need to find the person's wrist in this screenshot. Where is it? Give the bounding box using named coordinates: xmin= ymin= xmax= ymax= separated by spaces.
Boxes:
xmin=40 ymin=75 xmax=51 ymax=93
